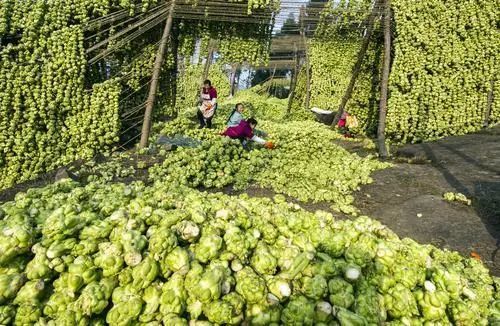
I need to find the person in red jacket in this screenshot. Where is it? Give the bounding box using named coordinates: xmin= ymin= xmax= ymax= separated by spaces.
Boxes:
xmin=197 ymin=79 xmax=218 ymax=129
xmin=222 ymin=118 xmax=274 ymax=149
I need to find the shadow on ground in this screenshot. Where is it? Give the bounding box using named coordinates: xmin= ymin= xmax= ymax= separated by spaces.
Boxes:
xmin=357 ymin=125 xmax=500 ymax=275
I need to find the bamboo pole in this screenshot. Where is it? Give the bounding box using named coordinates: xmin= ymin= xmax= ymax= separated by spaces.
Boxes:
xmin=484 ymin=79 xmax=495 ymax=127
xmin=287 ymin=43 xmax=300 ymax=114
xmin=202 ymin=39 xmax=215 ymax=82
xmin=331 ymin=0 xmax=381 ymax=127
xmin=139 ymin=0 xmax=176 ymax=148
xmin=229 ymin=64 xmax=239 ymax=97
xmin=300 ymin=6 xmax=311 ymax=111
xmin=377 ymin=0 xmax=391 ymax=158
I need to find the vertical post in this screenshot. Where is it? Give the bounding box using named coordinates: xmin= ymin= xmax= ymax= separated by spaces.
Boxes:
xmin=484 ymin=79 xmax=495 ymax=127
xmin=287 ymin=42 xmax=300 ymax=114
xmin=229 ymin=64 xmax=238 ymax=97
xmin=202 ymin=39 xmax=215 ymax=82
xmin=139 ymin=1 xmax=176 ymax=148
xmin=331 ymin=0 xmax=381 ymax=127
xmin=300 ymin=6 xmax=311 ymax=111
xmin=267 ymin=65 xmax=277 ymax=94
xmin=377 ymin=0 xmax=391 ymax=158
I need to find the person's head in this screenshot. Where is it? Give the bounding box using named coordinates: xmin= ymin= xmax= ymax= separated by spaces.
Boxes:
xmin=203 ymin=79 xmax=212 ymax=89
xmin=247 ymin=118 xmax=258 ymax=129
xmin=235 ymin=103 xmax=244 ymax=113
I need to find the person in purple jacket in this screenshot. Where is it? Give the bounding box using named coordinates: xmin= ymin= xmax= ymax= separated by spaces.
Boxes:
xmin=222 ymin=118 xmax=274 ymax=149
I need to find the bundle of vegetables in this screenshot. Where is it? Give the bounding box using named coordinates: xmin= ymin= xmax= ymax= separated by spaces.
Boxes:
xmin=0 ymin=178 xmax=499 ymax=324
xmin=70 ymin=155 xmax=137 ymax=183
xmin=443 ymin=192 xmax=472 ymax=206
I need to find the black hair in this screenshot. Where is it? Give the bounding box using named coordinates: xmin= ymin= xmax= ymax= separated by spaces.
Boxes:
xmin=235 ymin=103 xmax=244 ymax=109
xmin=203 ymin=79 xmax=212 ymax=86
xmin=247 ymin=117 xmax=258 ymax=126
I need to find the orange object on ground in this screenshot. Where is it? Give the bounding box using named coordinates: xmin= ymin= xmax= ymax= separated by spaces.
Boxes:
xmin=470 ymin=251 xmax=482 ymax=261
xmin=264 ymin=141 xmax=275 ymax=149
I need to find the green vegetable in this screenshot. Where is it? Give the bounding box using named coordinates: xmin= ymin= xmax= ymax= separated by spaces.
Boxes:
xmin=266 ymin=276 xmax=292 ymax=302
xmin=336 ymin=307 xmax=368 ymax=326
xmin=14 ymin=279 xmax=46 ymax=305
xmin=148 ymin=226 xmax=177 ymax=261
xmin=193 ymin=232 xmax=223 ymax=263
xmin=164 ymin=247 xmax=190 ymax=275
xmin=139 ymin=282 xmax=162 ymax=323
xmin=384 ymin=283 xmax=419 ymax=319
xmin=235 ymin=267 xmax=267 ymax=304
xmin=160 ymin=273 xmax=187 ymax=315
xmin=192 ymin=266 xmax=225 ymax=303
xmin=300 ymin=275 xmax=328 ymax=300
xmin=328 ymin=277 xmax=354 ymax=309
xmin=250 ymin=241 xmax=278 ymax=275
xmin=0 ymin=273 xmax=26 ymax=304
xmin=14 ymin=304 xmax=42 ymax=325
xmin=204 ymin=300 xmax=243 ymax=324
xmin=281 ymin=295 xmax=315 ymax=325
xmin=75 ymin=277 xmax=117 ymax=316
xmin=0 ymin=305 xmax=16 ymax=325
xmin=131 ymin=256 xmax=159 ymax=290
xmin=94 ymin=242 xmax=124 ymax=277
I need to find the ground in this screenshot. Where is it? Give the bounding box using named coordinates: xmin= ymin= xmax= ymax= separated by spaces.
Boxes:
xmin=1 ymin=125 xmax=499 ymax=275
xmin=355 ymin=126 xmax=500 ymax=275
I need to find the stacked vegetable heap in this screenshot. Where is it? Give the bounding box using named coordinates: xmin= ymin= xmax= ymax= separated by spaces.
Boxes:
xmin=148 ymin=115 xmax=389 ymax=214
xmin=1 ymin=178 xmax=500 ymax=325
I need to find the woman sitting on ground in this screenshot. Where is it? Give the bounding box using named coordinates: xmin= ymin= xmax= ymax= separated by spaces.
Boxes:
xmin=222 ymin=118 xmax=274 ymax=149
xmin=227 ymin=103 xmax=245 ymax=127
xmin=226 ymin=103 xmax=268 ymax=137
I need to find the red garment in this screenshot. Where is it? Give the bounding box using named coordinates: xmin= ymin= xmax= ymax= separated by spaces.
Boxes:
xmin=338 ymin=119 xmax=346 ymax=128
xmin=202 ymin=86 xmax=217 ymax=100
xmin=223 ymin=120 xmax=254 ymax=139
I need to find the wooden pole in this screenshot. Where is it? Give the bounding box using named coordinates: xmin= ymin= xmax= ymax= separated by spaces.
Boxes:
xmin=287 ymin=42 xmax=300 ymax=114
xmin=229 ymin=64 xmax=238 ymax=97
xmin=484 ymin=79 xmax=495 ymax=127
xmin=139 ymin=1 xmax=175 ymax=148
xmin=202 ymin=39 xmax=215 ymax=82
xmin=377 ymin=0 xmax=391 ymax=158
xmin=267 ymin=65 xmax=277 ymax=94
xmin=331 ymin=0 xmax=380 ymax=127
xmin=300 ymin=6 xmax=311 ymax=111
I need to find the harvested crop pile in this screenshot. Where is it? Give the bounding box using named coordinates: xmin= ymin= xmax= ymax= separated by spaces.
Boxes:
xmin=1 ymin=179 xmax=499 ymax=325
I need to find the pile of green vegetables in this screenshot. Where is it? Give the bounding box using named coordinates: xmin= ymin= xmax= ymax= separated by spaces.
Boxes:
xmin=1 ymin=178 xmax=499 ymax=325
xmin=148 ymin=115 xmax=388 ymax=213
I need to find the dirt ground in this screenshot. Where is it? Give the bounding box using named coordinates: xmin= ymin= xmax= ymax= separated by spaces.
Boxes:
xmin=354 ymin=126 xmax=500 ymax=275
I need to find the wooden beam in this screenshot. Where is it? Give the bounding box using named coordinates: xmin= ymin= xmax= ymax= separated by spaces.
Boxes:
xmin=484 ymin=79 xmax=495 ymax=128
xmin=377 ymin=0 xmax=391 ymax=158
xmin=139 ymin=0 xmax=176 ymax=148
xmin=331 ymin=1 xmax=381 ymax=127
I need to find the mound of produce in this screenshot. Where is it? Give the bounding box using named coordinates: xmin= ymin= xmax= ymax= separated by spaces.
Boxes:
xmin=1 ymin=179 xmax=499 ymax=325
xmin=148 ymin=117 xmax=388 ymax=213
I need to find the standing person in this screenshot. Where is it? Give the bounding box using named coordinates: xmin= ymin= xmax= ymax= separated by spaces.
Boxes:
xmin=197 ymin=79 xmax=218 ymax=129
xmin=222 ymin=118 xmax=274 ymax=149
